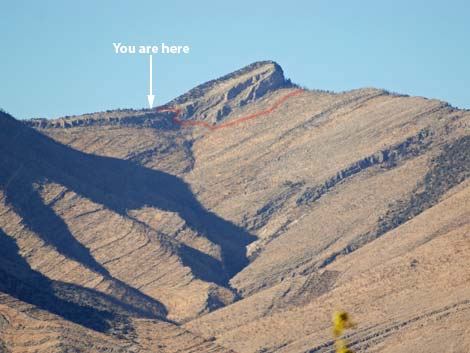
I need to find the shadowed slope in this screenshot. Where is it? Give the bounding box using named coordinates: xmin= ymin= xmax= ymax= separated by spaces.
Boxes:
xmin=5 ymin=59 xmax=469 ymax=353
xmin=0 ymin=227 xmax=117 ymax=333
xmin=0 ymin=111 xmax=255 ymax=284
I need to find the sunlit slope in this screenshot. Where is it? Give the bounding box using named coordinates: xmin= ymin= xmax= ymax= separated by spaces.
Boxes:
xmin=7 ymin=60 xmax=469 ymax=352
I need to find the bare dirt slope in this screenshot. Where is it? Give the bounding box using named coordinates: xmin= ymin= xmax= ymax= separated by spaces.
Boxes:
xmin=1 ymin=60 xmax=469 ymax=352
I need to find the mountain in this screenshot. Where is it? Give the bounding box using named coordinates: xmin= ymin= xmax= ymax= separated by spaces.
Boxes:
xmin=1 ymin=60 xmax=469 ymax=353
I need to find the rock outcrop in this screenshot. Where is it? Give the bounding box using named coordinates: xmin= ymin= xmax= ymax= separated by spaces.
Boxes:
xmin=1 ymin=60 xmax=469 ymax=353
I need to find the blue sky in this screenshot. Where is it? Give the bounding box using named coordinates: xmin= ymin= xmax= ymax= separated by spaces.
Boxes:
xmin=2 ymin=0 xmax=469 ymax=119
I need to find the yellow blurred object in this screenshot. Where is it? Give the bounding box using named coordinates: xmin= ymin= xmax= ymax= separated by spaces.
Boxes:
xmin=332 ymin=311 xmax=355 ymax=353
xmin=332 ymin=311 xmax=355 ymax=337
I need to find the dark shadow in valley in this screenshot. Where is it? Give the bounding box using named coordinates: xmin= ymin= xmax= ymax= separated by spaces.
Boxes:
xmin=0 ymin=141 xmax=168 ymax=319
xmin=4 ymin=176 xmax=110 ymax=277
xmin=0 ymin=227 xmax=117 ymax=333
xmin=0 ymin=112 xmax=256 ymax=289
xmin=0 ymin=227 xmax=181 ymax=335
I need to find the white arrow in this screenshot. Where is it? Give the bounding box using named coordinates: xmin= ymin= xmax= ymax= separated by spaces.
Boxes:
xmin=147 ymin=55 xmax=155 ymax=108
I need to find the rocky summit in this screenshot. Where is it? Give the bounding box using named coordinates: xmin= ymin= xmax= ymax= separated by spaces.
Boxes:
xmin=1 ymin=61 xmax=469 ymax=353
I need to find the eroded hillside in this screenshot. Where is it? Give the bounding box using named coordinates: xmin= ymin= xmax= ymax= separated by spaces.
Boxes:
xmin=1 ymin=60 xmax=469 ymax=352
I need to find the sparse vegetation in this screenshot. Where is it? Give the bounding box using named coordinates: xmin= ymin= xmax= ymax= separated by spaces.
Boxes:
xmin=1 ymin=61 xmax=469 ymax=353
xmin=378 ymin=135 xmax=470 ymax=235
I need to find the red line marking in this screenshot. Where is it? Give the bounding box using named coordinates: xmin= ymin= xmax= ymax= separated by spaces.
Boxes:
xmin=156 ymin=89 xmax=304 ymax=131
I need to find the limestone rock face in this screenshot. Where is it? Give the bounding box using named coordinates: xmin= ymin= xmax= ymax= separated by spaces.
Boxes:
xmin=1 ymin=60 xmax=469 ymax=353
xmin=168 ymin=61 xmax=291 ymax=124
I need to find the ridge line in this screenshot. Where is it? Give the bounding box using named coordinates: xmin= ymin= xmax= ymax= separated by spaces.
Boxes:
xmin=156 ymin=89 xmax=305 ymax=131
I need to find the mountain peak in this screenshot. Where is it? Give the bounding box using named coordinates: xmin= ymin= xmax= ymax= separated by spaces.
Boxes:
xmin=171 ymin=60 xmax=289 ymax=103
xmin=166 ymin=60 xmax=294 ymax=124
xmin=24 ymin=61 xmax=294 ymax=129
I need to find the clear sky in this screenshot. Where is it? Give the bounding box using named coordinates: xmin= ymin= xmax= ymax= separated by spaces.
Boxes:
xmin=2 ymin=0 xmax=469 ymax=119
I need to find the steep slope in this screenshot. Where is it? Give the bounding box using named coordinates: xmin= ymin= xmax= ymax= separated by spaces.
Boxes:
xmin=166 ymin=61 xmax=293 ymax=125
xmin=185 ymin=180 xmax=470 ymax=352
xmin=0 ymin=191 xmax=234 ymax=352
xmin=0 ymin=293 xmax=234 ymax=353
xmin=0 ymin=294 xmax=140 ymax=353
xmin=4 ymin=60 xmax=470 ymax=352
xmin=0 ymin=110 xmax=256 ymax=327
xmin=25 ymin=61 xmax=292 ymax=174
